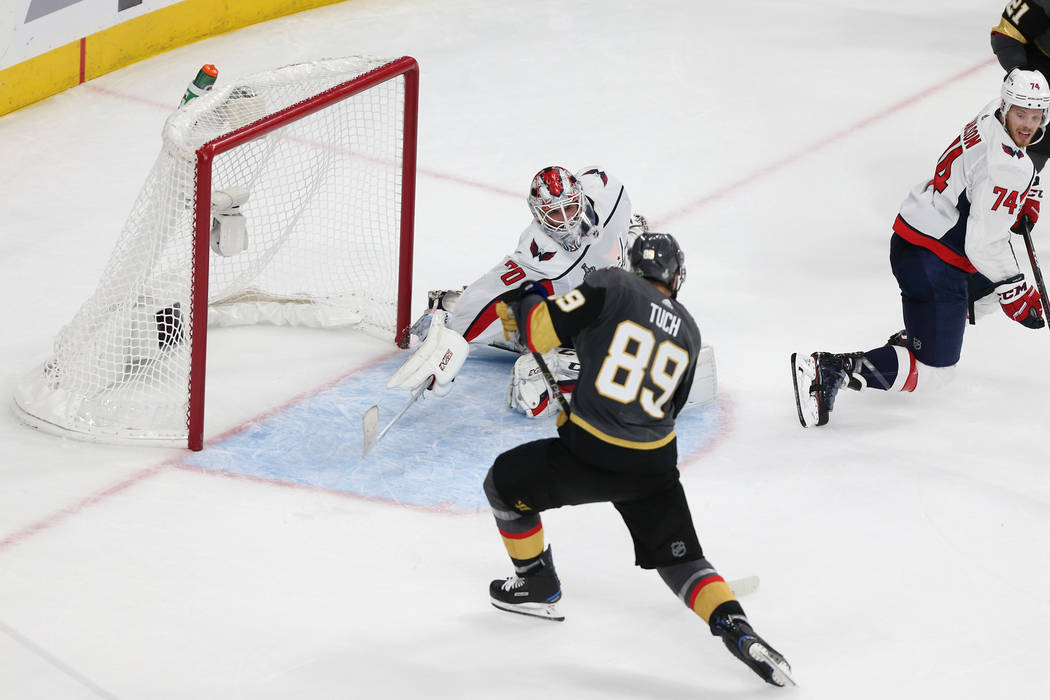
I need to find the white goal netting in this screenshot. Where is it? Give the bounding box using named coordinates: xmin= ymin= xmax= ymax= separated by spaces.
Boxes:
xmin=14 ymin=56 xmax=414 ymax=446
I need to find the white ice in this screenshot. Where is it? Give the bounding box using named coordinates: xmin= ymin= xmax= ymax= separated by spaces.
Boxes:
xmin=2 ymin=1 xmax=1048 ymax=698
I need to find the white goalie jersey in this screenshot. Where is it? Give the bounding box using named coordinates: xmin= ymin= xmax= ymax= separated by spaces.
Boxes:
xmin=892 ymin=99 xmax=1036 ymax=283
xmin=446 ymin=167 xmax=633 ymax=346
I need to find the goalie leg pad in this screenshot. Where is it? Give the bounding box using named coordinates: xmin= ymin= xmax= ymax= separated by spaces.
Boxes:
xmin=508 ymin=348 xmax=579 ymax=418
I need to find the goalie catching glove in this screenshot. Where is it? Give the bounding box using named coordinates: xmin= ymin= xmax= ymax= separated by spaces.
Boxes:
xmin=508 ymin=348 xmax=579 ymax=418
xmin=388 ymin=310 xmax=470 ymax=396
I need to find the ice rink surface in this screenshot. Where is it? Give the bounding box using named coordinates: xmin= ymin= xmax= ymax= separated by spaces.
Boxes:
xmin=2 ymin=1 xmax=1048 ymax=697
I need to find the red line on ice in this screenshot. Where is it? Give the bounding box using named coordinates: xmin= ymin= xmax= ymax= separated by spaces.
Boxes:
xmin=0 ymin=58 xmax=997 ymax=554
xmin=655 ymin=58 xmax=997 ymax=228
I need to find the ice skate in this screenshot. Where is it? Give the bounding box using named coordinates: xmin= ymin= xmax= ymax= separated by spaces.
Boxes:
xmin=489 ymin=547 xmax=564 ymax=622
xmin=711 ymin=612 xmax=795 ymax=687
xmin=791 ymin=351 xmax=857 ymax=427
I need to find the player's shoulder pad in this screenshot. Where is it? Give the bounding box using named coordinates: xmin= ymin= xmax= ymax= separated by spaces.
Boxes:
xmin=1002 ymin=0 xmax=1050 ymax=32
xmin=582 ymin=265 xmax=632 ymax=288
xmin=576 ymin=167 xmax=624 ymax=197
xmin=514 ymin=221 xmax=542 ymax=251
xmin=670 ymin=297 xmax=701 ymax=338
xmin=989 ymin=139 xmax=1036 ymax=191
xmin=574 ymin=166 xmax=610 ymax=187
xmin=976 ymin=108 xmax=1036 ymax=188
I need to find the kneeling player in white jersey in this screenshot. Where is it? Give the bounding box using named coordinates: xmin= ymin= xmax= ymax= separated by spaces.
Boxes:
xmin=791 ymin=69 xmax=1047 ymax=427
xmin=389 ymin=166 xmax=642 ymax=409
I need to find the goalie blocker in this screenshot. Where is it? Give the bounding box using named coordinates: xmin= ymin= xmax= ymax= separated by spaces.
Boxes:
xmin=388 ymin=310 xmax=469 ymax=396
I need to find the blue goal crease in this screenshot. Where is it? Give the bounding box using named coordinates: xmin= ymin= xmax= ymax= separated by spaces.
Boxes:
xmin=181 ymin=347 xmax=725 ymax=513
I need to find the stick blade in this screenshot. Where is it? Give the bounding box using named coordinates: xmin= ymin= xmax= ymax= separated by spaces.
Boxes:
xmin=362 ymin=405 xmax=380 ymax=457
xmin=728 ymin=575 xmax=760 ymax=597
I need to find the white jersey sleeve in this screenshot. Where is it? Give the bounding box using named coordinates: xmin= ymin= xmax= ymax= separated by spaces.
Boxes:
xmin=893 ymin=100 xmax=1035 ymax=283
xmin=445 ymin=167 xmax=632 ymax=345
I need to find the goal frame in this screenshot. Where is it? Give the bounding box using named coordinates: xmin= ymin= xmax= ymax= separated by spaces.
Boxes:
xmin=186 ymin=56 xmax=418 ymax=450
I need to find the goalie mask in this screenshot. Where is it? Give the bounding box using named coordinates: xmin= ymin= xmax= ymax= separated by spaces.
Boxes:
xmin=629 ymin=232 xmax=686 ymax=297
xmin=1000 ymin=68 xmax=1050 ymax=145
xmin=528 ymin=166 xmax=595 ymax=251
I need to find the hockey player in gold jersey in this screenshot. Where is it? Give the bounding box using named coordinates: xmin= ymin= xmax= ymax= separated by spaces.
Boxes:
xmin=482 ymin=233 xmax=793 ymax=687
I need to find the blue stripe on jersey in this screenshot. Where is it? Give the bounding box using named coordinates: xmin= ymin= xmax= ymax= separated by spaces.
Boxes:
xmin=940 ymin=190 xmax=972 ymax=259
xmin=603 ymin=186 xmax=625 ymax=227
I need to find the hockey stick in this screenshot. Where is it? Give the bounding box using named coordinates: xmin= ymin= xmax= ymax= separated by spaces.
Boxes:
xmin=361 ymin=380 xmax=427 ymax=457
xmin=727 ymin=575 xmax=760 ymax=597
xmin=1020 ymin=218 xmax=1050 ymax=330
xmin=532 ymin=350 xmax=571 ymax=415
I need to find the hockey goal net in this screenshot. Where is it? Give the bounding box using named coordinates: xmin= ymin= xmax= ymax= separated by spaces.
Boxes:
xmin=14 ymin=56 xmax=418 ymax=450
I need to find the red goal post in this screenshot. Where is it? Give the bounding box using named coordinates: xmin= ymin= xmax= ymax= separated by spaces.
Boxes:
xmin=14 ymin=56 xmax=419 ymax=451
xmin=188 ymin=57 xmax=418 ymax=449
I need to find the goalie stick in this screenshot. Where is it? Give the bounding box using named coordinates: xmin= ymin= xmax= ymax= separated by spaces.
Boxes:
xmin=1020 ymin=218 xmax=1050 ymax=331
xmin=361 ymin=380 xmax=427 ymax=457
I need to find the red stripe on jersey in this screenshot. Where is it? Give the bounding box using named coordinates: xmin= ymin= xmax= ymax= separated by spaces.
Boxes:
xmin=499 ymin=522 xmax=543 ymax=540
xmin=464 ymin=301 xmax=501 ymax=342
xmin=687 ymin=574 xmax=726 ymax=609
xmin=892 ymin=216 xmax=978 ymax=273
xmin=901 ymin=349 xmax=919 ymax=392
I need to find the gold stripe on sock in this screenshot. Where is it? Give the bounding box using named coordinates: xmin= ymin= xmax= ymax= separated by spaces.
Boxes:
xmin=499 ymin=523 xmax=544 ymax=561
xmin=689 ymin=575 xmax=736 ymax=623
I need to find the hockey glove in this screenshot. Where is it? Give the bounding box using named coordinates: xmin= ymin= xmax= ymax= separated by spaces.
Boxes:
xmin=428 ymin=288 xmax=463 ymax=312
xmin=518 ymin=280 xmax=551 ymax=300
xmin=997 ymin=275 xmax=1045 ymax=328
xmin=388 ymin=310 xmax=470 ymax=395
xmin=1011 ymin=195 xmax=1040 ymax=234
xmin=495 ymin=301 xmax=519 ymax=341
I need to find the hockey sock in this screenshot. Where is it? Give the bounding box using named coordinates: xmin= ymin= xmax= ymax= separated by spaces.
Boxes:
xmin=502 ymin=518 xmax=545 ymax=572
xmin=484 ymin=469 xmax=545 ymax=569
xmin=658 ymin=559 xmax=741 ymax=624
xmin=853 ymin=345 xmax=910 ymax=391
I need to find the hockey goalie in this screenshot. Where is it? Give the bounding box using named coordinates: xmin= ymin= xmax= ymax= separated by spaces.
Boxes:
xmin=388 ymin=165 xmax=633 ymax=411
xmin=388 ymin=165 xmax=716 ymax=416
